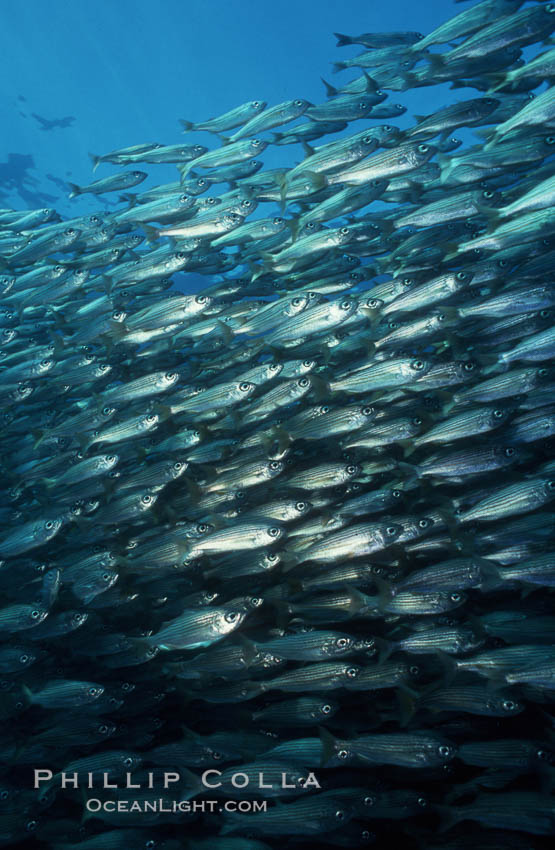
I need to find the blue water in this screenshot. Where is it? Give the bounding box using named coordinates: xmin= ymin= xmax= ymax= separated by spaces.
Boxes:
xmin=1 ymin=0 xmax=453 ymax=215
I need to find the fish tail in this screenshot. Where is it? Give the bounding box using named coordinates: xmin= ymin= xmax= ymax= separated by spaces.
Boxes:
xmin=321 ymin=77 xmax=338 ymax=97
xmin=179 ymin=119 xmax=194 ymax=131
xmin=332 ymin=61 xmax=347 ymax=74
xmin=333 ymin=32 xmax=352 ymax=47
xmin=67 ymin=182 xmax=81 ymax=199
xmin=88 ymin=152 xmax=101 ymax=172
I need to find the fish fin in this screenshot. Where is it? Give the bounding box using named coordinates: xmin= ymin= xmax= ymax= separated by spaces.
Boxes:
xmin=152 ymin=402 xmax=172 ymax=422
xmin=273 ymin=600 xmax=292 ymax=630
xmin=141 ymin=223 xmax=160 ymax=244
xmin=332 ymin=61 xmax=347 ymax=74
xmin=435 ymin=649 xmax=458 ymax=687
xmin=398 ymin=686 xmax=417 ymax=727
xmin=476 ymin=203 xmax=501 ymax=228
xmin=32 ymin=429 xmax=46 ymax=449
xmin=237 ymin=634 xmax=260 ymax=665
xmin=67 ymin=182 xmax=81 ymax=199
xmin=216 ymin=320 xmax=233 ymax=344
xmin=88 ymin=152 xmax=100 ymax=172
xmin=219 ymin=135 xmax=231 ymax=145
xmin=344 ymin=583 xmax=369 ymax=615
xmin=333 ymin=32 xmax=352 ymax=47
xmin=361 ymin=71 xmax=380 ymax=94
xmin=435 ymin=804 xmax=459 ymax=833
xmin=281 ymin=551 xmax=300 ymax=573
xmin=321 ymin=77 xmax=338 ymax=97
xmin=179 ymin=119 xmax=194 ymax=132
xmin=309 ymin=373 xmax=331 ymax=401
xmin=374 ymin=636 xmax=394 ymax=664
xmin=424 ymin=54 xmax=445 ymax=73
xmin=301 ymin=141 xmax=315 ymax=159
xmin=374 ymin=576 xmax=394 ymax=613
xmin=318 ymin=726 xmax=337 ymax=766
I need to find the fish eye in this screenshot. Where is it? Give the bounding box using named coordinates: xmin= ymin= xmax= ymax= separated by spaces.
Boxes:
xmin=88 ymin=686 xmax=99 ymax=696
xmin=141 ymin=494 xmax=153 ymax=504
xmin=456 ymin=271 xmax=467 ymax=281
xmin=292 ymin=297 xmax=303 ymax=306
xmin=295 ymin=501 xmax=307 ymax=511
xmin=503 ymin=699 xmax=517 ymax=711
xmin=146 ymin=841 xmax=156 ymax=849
xmin=321 ymin=703 xmax=332 ymax=714
xmin=25 ymin=821 xmax=38 ymax=832
xmin=504 ymin=447 xmax=515 ymax=457
xmin=363 ymin=135 xmax=373 ymax=144
xmin=346 ymin=666 xmax=358 ymax=678
xmin=409 ymin=665 xmax=420 ymax=676
xmin=225 ymin=611 xmax=240 ymax=623
xmin=418 ymin=517 xmax=430 ymax=528
xmin=546 ymin=136 xmax=555 ymax=145
xmin=362 ymin=406 xmax=374 ymax=416
xmin=418 ymin=797 xmax=427 ymax=808
xmin=196 ymin=523 xmax=208 ymax=533
xmin=547 ymin=480 xmax=555 ymax=491
xmin=546 ymin=2 xmax=555 ymax=11
xmin=294 ymin=99 xmax=303 ymax=107
xmin=45 ymin=521 xmax=54 ymax=530
xmin=173 ymin=461 xmax=183 ymax=471
xmin=40 ymin=359 xmax=51 ymax=367
xmin=463 ymin=361 xmax=475 ymax=372
xmin=239 ymin=381 xmax=251 ymax=392
xmin=19 ymin=654 xmax=29 ymax=663
xmin=450 ymin=593 xmax=461 ymax=603
xmin=298 ymin=377 xmax=309 ymax=387
xmin=437 ymin=313 xmax=446 ymax=322
xmin=386 ymin=526 xmax=397 ymax=536
xmin=391 ymin=489 xmax=401 ymax=499
xmin=269 ymin=461 xmax=281 ymax=471
xmin=337 ymin=638 xmax=349 ymax=648
xmin=196 ymin=294 xmax=207 ymax=304
xmin=411 ymin=359 xmax=425 ymax=371
xmin=539 ymin=368 xmax=548 ymax=377
xmin=439 ymin=745 xmax=451 ymax=757
xmin=335 ymin=809 xmax=346 ymax=820
xmin=483 ymin=190 xmax=494 ymax=199
xmin=368 ymin=298 xmax=381 ymax=309
xmin=346 ymin=465 xmax=357 ymax=475
xmin=413 ymin=416 xmax=422 ymax=426
xmin=337 ymin=748 xmax=349 ymax=759
xmin=358 ymin=101 xmax=369 ymax=109
xmin=302 ymin=360 xmax=313 ymax=367
xmin=146 ymin=414 xmax=157 ymax=423
xmin=252 ymin=101 xmax=261 ymax=108
xmin=31 ymin=609 xmax=41 ymax=619
xmin=268 ymin=527 xmax=280 ymax=537
xmin=417 ymin=144 xmax=429 ymax=153
xmin=493 ymin=409 xmax=504 ymax=419
xmin=540 ymin=309 xmax=551 ymax=318
xmin=537 ymin=749 xmax=550 ymax=761
xmin=251 ymin=139 xmax=262 ymax=146
xmin=340 ymin=227 xmax=350 ymax=235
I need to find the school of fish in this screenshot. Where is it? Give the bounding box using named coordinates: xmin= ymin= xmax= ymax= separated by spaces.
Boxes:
xmin=0 ymin=0 xmax=555 ymax=847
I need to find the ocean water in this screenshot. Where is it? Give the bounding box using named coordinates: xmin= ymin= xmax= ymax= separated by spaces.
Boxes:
xmin=2 ymin=0 xmax=450 ymax=215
